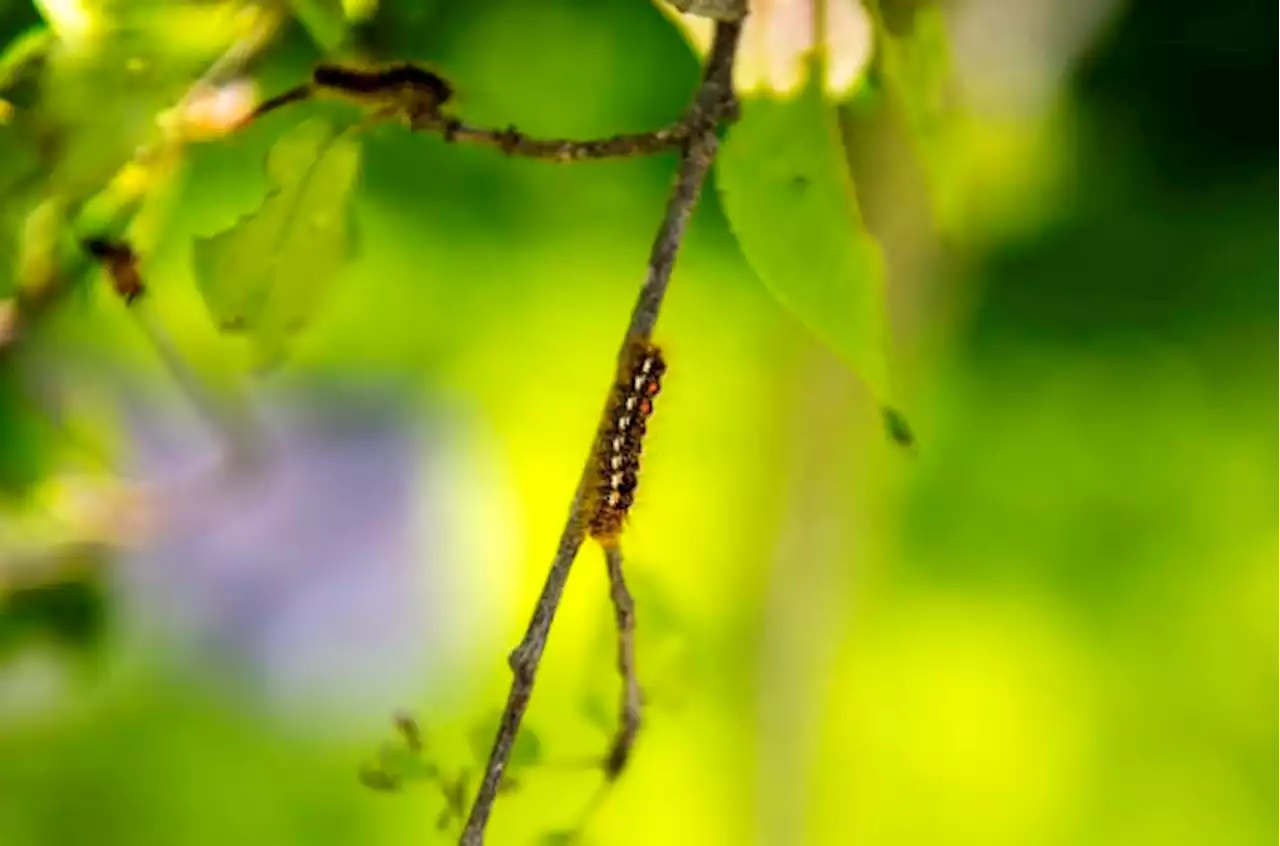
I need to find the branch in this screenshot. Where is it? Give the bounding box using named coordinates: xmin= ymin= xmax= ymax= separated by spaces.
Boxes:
xmin=602 ymin=543 xmax=641 ymax=780
xmin=458 ymin=19 xmax=742 ymax=845
xmin=416 ymin=117 xmax=690 ymax=163
xmin=249 ymin=49 xmax=739 ymax=165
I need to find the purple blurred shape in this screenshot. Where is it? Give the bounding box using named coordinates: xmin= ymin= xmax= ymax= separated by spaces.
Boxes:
xmin=118 ymin=383 xmax=458 ymax=724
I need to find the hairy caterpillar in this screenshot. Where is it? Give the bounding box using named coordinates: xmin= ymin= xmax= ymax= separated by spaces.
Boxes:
xmin=312 ymin=62 xmax=453 ymax=108
xmin=587 ymin=341 xmax=666 ymax=543
xmin=249 ymin=62 xmax=453 ymax=126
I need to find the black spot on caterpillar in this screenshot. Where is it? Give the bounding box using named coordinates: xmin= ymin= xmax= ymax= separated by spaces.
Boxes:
xmin=588 ymin=341 xmax=666 ymax=543
xmin=83 ymin=237 xmax=144 ymax=305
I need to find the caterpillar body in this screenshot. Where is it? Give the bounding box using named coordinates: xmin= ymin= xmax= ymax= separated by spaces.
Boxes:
xmin=312 ymin=62 xmax=453 ymax=107
xmin=587 ymin=341 xmax=666 ymax=543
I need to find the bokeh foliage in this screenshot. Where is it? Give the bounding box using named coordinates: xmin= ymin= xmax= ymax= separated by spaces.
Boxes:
xmin=1 ymin=1 xmax=1275 ymax=845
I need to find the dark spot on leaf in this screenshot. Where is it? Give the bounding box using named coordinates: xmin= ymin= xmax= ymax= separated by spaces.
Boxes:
xmin=358 ymin=765 xmax=400 ymax=792
xmin=882 ymin=406 xmax=916 ymax=450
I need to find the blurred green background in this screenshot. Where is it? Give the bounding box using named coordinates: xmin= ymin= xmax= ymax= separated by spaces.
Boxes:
xmin=0 ymin=1 xmax=1274 ymax=844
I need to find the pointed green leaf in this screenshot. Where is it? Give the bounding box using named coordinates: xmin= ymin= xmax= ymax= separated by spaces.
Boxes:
xmin=289 ymin=0 xmax=355 ymax=54
xmin=717 ymin=70 xmax=890 ymax=401
xmin=193 ymin=118 xmax=361 ymax=366
xmin=0 ymin=25 xmax=53 ymax=91
xmin=376 ymin=742 xmax=439 ymax=782
xmin=468 ymin=713 xmax=542 ymax=769
xmin=392 ymin=711 xmax=425 ymax=753
xmin=579 ymin=690 xmax=613 ymax=734
xmin=466 ymin=717 xmax=494 ymax=763
xmin=509 ymin=725 xmax=542 ymax=768
xmin=537 ymin=832 xmax=579 ymax=846
xmin=357 ymin=765 xmax=400 ymax=792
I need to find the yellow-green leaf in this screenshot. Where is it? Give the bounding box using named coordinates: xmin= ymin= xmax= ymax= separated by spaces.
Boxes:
xmin=468 ymin=713 xmax=542 ymax=769
xmin=193 ymin=118 xmax=361 ymax=366
xmin=717 ymin=69 xmax=890 ymax=402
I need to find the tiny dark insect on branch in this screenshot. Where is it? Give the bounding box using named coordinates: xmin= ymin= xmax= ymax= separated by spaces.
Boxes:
xmin=82 ymin=237 xmax=146 ymax=305
xmin=81 ymin=236 xmax=261 ymax=471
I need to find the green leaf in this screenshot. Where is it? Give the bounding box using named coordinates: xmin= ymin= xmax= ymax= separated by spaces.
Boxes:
xmin=0 ymin=26 xmax=53 ymax=92
xmin=868 ymin=0 xmax=964 ymax=233
xmin=193 ymin=118 xmax=362 ymax=367
xmin=392 ymin=711 xmax=424 ymax=753
xmin=510 ymin=725 xmax=542 ymax=768
xmin=579 ymin=690 xmax=613 ymax=734
xmin=0 ymin=367 xmax=50 ymax=494
xmin=376 ymin=743 xmax=439 ymax=782
xmin=717 ymin=69 xmax=890 ymax=402
xmin=468 ymin=713 xmax=542 ymax=769
xmin=442 ymin=770 xmax=469 ymax=813
xmin=357 ymin=765 xmax=400 ymax=792
xmin=536 ymin=832 xmax=579 ymax=846
xmin=289 ymin=0 xmax=354 ymax=54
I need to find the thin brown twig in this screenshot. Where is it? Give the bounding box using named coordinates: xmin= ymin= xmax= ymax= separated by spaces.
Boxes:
xmin=602 ymin=543 xmax=642 ymax=780
xmin=417 ymin=116 xmax=691 ymax=163
xmin=248 ymin=62 xmax=737 ymax=165
xmin=258 ymin=95 xmax=697 ymax=163
xmin=458 ymin=19 xmax=743 ymax=845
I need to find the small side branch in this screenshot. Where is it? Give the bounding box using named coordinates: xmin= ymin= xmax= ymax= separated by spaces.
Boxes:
xmin=248 ymin=53 xmax=740 ymax=165
xmin=602 ymin=543 xmax=641 ymax=780
xmin=458 ymin=19 xmax=742 ymax=846
xmin=417 ymin=117 xmax=688 ymax=163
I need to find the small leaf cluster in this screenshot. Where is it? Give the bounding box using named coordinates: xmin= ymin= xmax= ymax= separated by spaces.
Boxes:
xmin=359 ymin=710 xmax=545 ymax=835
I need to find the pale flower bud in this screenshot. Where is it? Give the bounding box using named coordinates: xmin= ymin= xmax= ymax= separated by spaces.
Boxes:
xmin=172 ymin=78 xmax=260 ymax=140
xmin=661 ymin=0 xmax=874 ymax=98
